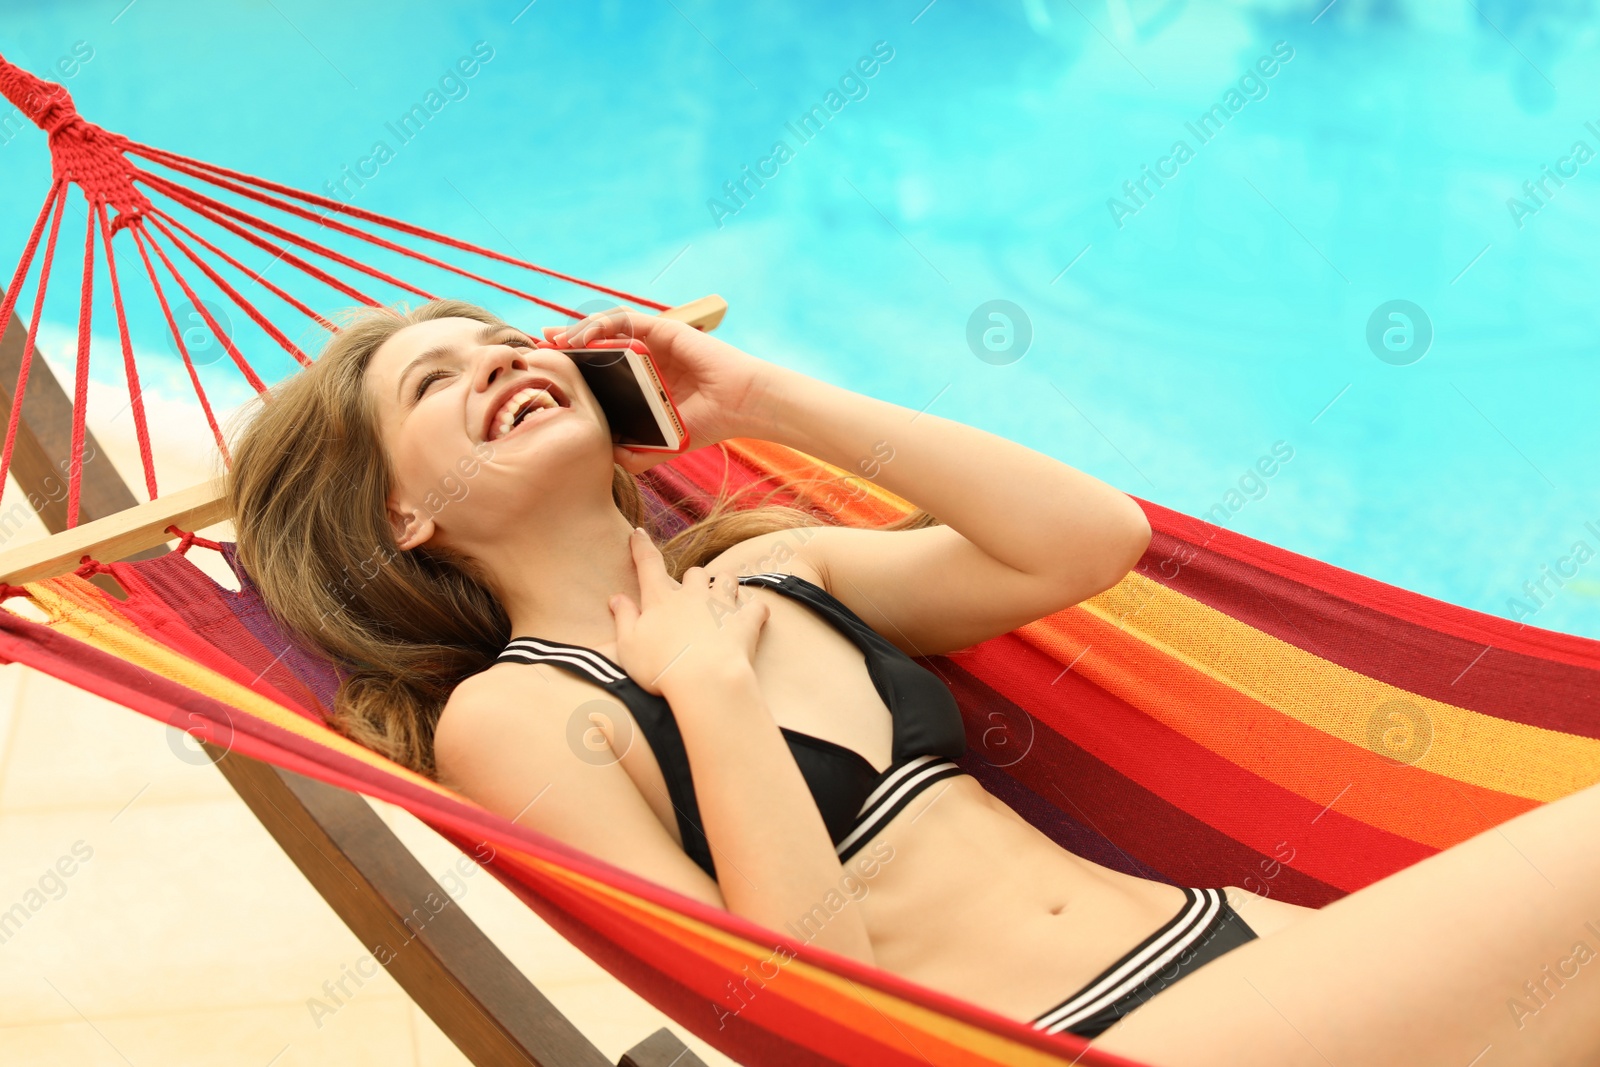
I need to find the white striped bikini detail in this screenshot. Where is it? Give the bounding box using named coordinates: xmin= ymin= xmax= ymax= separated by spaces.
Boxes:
xmin=1030 ymin=887 xmax=1224 ymax=1035
xmin=494 ymin=575 xmax=785 ymax=683
xmin=834 ymin=754 xmax=965 ymax=862
xmin=499 ymin=636 xmax=626 ymax=685
xmin=492 ymin=572 xmax=787 ymax=681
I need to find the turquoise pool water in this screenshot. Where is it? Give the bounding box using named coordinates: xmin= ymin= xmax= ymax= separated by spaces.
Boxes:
xmin=1 ymin=1 xmax=1596 ymax=638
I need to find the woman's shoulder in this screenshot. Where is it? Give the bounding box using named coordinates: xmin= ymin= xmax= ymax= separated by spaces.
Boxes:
xmin=441 ymin=656 xmax=600 ymax=720
xmin=433 ymin=660 xmax=595 ymax=773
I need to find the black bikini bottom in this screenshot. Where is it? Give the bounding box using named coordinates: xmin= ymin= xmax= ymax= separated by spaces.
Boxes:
xmin=1030 ymin=886 xmax=1257 ymax=1039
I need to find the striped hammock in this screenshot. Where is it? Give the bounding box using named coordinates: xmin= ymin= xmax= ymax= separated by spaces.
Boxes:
xmin=2 ymin=48 xmax=1599 ymax=1067
xmin=3 ymin=438 xmax=1598 ymax=1066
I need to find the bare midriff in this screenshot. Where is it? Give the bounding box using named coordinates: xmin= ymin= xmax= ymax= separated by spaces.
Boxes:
xmin=832 ymin=778 xmax=1314 ymax=1021
xmin=840 ymin=775 xmax=1187 ymax=1019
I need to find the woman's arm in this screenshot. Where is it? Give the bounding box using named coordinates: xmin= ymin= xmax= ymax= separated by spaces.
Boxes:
xmin=661 ymin=658 xmax=875 ymax=963
xmin=755 ymin=366 xmax=1150 ymax=593
xmin=609 ymin=531 xmax=875 ymax=964
xmin=740 ymin=366 xmax=1152 ymax=654
xmin=434 ymin=670 xmax=731 ymax=910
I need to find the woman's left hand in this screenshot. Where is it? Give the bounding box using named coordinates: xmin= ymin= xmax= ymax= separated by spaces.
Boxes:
xmin=542 ymin=307 xmax=784 ymax=474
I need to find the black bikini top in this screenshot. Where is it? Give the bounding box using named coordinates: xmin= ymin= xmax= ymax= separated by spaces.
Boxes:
xmin=493 ymin=571 xmax=968 ymax=880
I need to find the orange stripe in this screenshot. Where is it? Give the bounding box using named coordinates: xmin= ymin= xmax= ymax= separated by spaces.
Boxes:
xmin=727 ymin=439 xmax=915 ymax=526
xmin=26 ymin=580 xmax=464 ymax=801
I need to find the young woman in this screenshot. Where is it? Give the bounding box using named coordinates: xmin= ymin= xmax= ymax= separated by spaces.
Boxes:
xmin=228 ymin=299 xmax=1600 ymax=1064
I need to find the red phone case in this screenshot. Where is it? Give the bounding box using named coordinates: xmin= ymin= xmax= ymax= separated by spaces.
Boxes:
xmin=573 ymin=337 xmax=691 ymax=454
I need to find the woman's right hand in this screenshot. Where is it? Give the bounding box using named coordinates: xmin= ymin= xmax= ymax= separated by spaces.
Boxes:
xmin=542 ymin=307 xmax=790 ymax=473
xmin=608 ymin=527 xmax=770 ymax=697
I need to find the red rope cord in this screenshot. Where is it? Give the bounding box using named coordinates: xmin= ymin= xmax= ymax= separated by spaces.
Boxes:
xmin=0 ymin=58 xmax=153 ymax=231
xmin=138 ymin=173 xmax=436 ymax=303
xmin=96 ymin=201 xmax=158 ymax=501
xmin=0 ymin=183 xmax=68 ymax=501
xmin=127 ymin=222 xmax=230 ymax=463
xmin=66 ymin=207 xmax=96 ymax=527
xmin=164 ymin=524 xmax=222 ymax=554
xmin=127 ymin=142 xmax=670 ymax=311
xmin=149 ymin=207 xmax=336 ymax=334
xmin=0 ymin=183 xmax=61 ymax=361
xmin=0 ymin=182 xmax=63 ymax=503
xmin=137 ymin=157 xmax=585 ymax=319
xmin=0 ymin=55 xmax=689 ymax=514
xmin=130 ymin=217 xmax=267 ymax=394
xmin=142 ymin=179 xmax=378 ymax=307
xmin=145 ymin=212 xmax=311 ymax=368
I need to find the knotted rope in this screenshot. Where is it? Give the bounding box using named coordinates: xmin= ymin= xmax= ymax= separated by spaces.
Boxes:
xmin=0 ymin=58 xmax=151 ymax=231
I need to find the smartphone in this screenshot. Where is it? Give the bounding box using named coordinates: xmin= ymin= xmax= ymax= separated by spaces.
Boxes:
xmin=564 ymin=339 xmax=689 ymax=453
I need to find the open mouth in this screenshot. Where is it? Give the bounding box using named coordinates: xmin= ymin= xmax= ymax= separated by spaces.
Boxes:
xmin=486 ymin=378 xmax=569 ymax=442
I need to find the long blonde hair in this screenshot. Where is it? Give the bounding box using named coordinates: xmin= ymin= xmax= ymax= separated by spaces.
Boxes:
xmin=227 ymin=299 xmax=933 ymax=778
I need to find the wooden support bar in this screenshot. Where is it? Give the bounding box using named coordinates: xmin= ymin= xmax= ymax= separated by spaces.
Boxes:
xmin=659 ymin=294 xmax=726 ymax=331
xmin=202 ymin=754 xmax=710 ymax=1067
xmin=0 ymin=476 xmax=226 ymax=583
xmin=621 ymin=1028 xmax=710 ymax=1067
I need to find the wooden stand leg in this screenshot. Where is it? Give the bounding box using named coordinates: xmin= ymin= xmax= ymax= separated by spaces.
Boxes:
xmin=204 ymin=743 xmax=705 ymax=1067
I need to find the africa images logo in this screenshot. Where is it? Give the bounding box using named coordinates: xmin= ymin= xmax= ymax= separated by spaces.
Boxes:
xmin=707 ymin=41 xmax=896 ymax=228
xmin=1106 ymin=42 xmax=1295 ymax=229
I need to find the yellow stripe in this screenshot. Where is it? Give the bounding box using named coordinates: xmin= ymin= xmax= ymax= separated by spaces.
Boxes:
xmin=24 ymin=578 xmax=464 ymax=801
xmin=1067 ymin=571 xmax=1600 ymax=801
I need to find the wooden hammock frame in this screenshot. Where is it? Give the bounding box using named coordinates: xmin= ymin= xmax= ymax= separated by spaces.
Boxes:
xmin=0 ymin=293 xmax=727 ymax=1067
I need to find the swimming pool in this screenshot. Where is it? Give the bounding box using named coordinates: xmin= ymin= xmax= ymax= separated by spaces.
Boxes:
xmin=1 ymin=0 xmax=1595 ymax=637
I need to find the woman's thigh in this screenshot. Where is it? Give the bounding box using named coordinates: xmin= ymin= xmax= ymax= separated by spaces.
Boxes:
xmin=1090 ymin=778 xmax=1600 ymax=1067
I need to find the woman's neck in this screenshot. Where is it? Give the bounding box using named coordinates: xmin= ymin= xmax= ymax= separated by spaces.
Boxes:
xmin=478 ymin=506 xmax=641 ymax=652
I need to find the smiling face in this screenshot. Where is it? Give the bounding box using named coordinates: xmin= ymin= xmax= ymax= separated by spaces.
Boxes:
xmin=363 ymin=315 xmax=616 ymax=554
